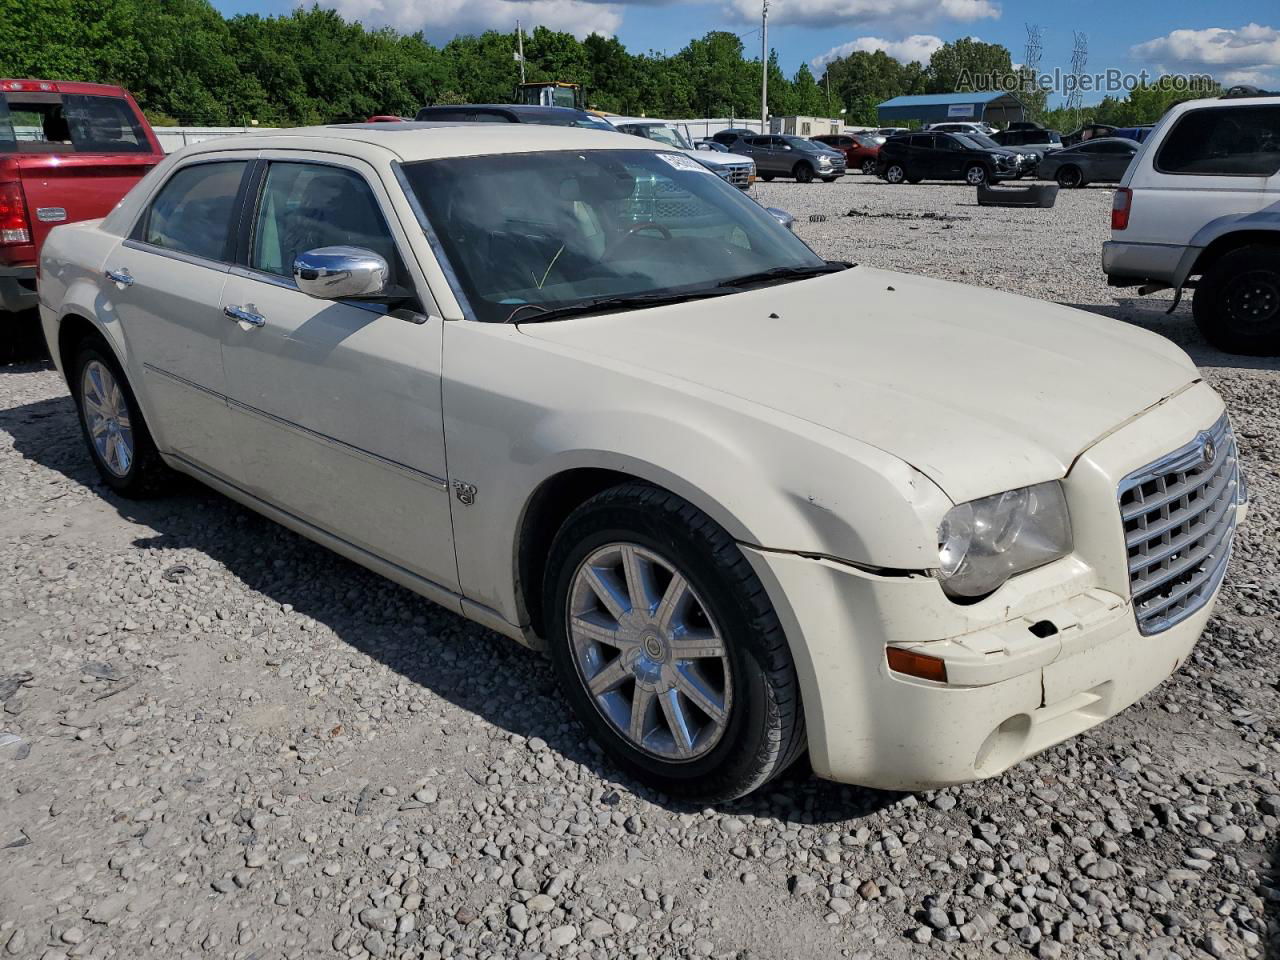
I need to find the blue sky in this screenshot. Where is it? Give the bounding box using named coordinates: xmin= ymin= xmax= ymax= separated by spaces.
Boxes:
xmin=212 ymin=0 xmax=1280 ymax=104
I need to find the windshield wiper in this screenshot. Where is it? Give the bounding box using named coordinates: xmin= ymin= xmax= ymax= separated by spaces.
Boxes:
xmin=505 ymin=289 xmax=732 ymax=324
xmin=717 ymin=260 xmax=854 ymax=289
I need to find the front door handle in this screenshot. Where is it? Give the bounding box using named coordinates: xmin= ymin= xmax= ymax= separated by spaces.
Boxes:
xmin=223 ymin=304 xmax=266 ymax=328
xmin=104 ymin=268 xmax=133 ymax=287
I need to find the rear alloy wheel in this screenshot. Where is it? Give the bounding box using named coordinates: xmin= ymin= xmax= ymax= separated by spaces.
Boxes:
xmin=794 ymin=162 xmax=814 ymax=184
xmin=72 ymin=339 xmax=173 ymax=497
xmin=545 ymin=484 xmax=806 ymax=802
xmin=861 ymin=158 xmax=877 ymax=175
xmin=1056 ymin=166 xmax=1084 ymax=189
xmin=884 ymin=163 xmax=906 ymax=184
xmin=761 ymin=174 xmax=774 ymax=182
xmin=1193 ymin=245 xmax=1280 ymax=356
xmin=965 ymin=164 xmax=988 ymax=186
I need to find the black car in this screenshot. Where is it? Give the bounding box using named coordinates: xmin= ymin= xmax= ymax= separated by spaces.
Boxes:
xmin=877 ymin=132 xmax=1017 ymax=185
xmin=413 ymin=104 xmax=615 ymax=131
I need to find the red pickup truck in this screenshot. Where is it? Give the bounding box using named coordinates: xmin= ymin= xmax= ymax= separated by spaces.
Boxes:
xmin=1 ymin=79 xmax=164 ymax=316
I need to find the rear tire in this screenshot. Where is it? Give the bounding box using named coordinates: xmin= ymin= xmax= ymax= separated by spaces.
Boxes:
xmin=1056 ymin=166 xmax=1084 ymax=189
xmin=794 ymin=162 xmax=814 ymax=184
xmin=1192 ymin=245 xmax=1280 ymax=356
xmin=71 ymin=338 xmax=173 ymax=497
xmin=761 ymin=174 xmax=774 ymax=182
xmin=861 ymin=158 xmax=877 ymax=175
xmin=544 ymin=484 xmax=806 ymax=803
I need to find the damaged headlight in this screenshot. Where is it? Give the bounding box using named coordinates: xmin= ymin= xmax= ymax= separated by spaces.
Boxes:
xmin=935 ymin=481 xmax=1072 ymax=599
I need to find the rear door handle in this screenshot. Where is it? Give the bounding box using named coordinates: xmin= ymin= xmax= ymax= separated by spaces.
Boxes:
xmin=104 ymin=268 xmax=133 ymax=287
xmin=223 ymin=304 xmax=266 ymax=328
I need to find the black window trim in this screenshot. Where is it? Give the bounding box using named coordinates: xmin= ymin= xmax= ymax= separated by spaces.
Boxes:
xmin=236 ymin=155 xmax=422 ymax=315
xmin=1153 ymin=104 xmax=1280 ymax=179
xmin=124 ymin=157 xmax=255 ymax=271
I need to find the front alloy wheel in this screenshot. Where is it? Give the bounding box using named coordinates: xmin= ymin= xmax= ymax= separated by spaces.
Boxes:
xmin=567 ymin=543 xmax=731 ymax=761
xmin=965 ymin=164 xmax=988 ymax=186
xmin=544 ymin=484 xmax=806 ymax=802
xmin=884 ymin=163 xmax=906 ymax=184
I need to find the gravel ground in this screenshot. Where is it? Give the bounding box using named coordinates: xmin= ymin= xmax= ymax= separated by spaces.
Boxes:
xmin=1 ymin=176 xmax=1278 ymax=960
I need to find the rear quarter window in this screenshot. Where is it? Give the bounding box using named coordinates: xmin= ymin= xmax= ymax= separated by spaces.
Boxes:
xmin=1156 ymin=105 xmax=1280 ymax=177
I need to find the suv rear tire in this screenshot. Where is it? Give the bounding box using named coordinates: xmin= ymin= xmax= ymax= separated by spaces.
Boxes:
xmin=543 ymin=484 xmax=806 ymax=803
xmin=1192 ymin=244 xmax=1280 ymax=356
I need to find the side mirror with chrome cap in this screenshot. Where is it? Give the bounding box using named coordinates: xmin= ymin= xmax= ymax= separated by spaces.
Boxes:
xmin=293 ymin=246 xmax=390 ymax=300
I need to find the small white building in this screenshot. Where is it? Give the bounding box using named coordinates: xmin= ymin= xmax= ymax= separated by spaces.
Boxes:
xmin=769 ymin=115 xmax=841 ymax=137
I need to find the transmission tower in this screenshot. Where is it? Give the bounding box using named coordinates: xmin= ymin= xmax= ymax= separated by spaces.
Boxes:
xmin=1065 ymin=31 xmax=1088 ymax=120
xmin=1023 ymin=24 xmax=1043 ymax=78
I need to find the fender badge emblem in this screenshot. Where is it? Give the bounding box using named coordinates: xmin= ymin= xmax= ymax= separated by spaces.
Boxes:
xmin=452 ymin=480 xmax=477 ymax=506
xmin=36 ymin=207 xmax=68 ymax=223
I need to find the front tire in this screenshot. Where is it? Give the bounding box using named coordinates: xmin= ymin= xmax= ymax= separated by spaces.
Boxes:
xmin=883 ymin=163 xmax=906 ymax=184
xmin=794 ymin=162 xmax=814 ymax=184
xmin=965 ymin=164 xmax=988 ymax=186
xmin=1192 ymin=245 xmax=1280 ymax=356
xmin=861 ymin=158 xmax=877 ymax=175
xmin=544 ymin=484 xmax=806 ymax=803
xmin=71 ymin=338 xmax=173 ymax=497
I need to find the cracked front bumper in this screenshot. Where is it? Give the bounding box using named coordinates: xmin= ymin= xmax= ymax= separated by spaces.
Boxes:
xmin=741 ymin=381 xmax=1243 ymax=791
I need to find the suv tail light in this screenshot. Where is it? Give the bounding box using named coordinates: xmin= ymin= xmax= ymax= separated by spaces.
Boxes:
xmin=0 ymin=181 xmax=31 ymax=245
xmin=1111 ymin=187 xmax=1132 ymax=231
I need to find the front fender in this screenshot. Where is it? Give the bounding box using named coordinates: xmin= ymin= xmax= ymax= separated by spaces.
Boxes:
xmin=443 ymin=321 xmax=951 ymax=627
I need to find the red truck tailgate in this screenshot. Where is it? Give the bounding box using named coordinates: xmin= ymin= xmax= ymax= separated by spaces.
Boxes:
xmin=13 ymin=153 xmax=159 ymax=252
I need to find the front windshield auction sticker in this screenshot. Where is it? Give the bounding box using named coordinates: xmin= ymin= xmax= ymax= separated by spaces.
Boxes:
xmin=656 ymin=152 xmax=715 ymax=174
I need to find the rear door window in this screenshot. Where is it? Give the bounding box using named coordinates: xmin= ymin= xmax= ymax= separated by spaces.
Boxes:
xmin=137 ymin=161 xmax=248 ymax=262
xmin=1156 ymin=105 xmax=1280 ymax=176
xmin=0 ymin=93 xmax=150 ymax=154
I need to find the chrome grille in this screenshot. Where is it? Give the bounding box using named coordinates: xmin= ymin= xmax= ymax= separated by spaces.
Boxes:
xmin=1119 ymin=413 xmax=1240 ymax=635
xmin=721 ymin=163 xmax=752 ymax=187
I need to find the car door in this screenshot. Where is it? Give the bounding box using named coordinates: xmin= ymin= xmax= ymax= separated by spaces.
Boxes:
xmin=106 ymin=154 xmax=252 ymax=482
xmin=1098 ymin=141 xmax=1139 ymax=180
xmin=744 ymin=137 xmax=775 ymax=174
xmin=909 ymin=135 xmax=940 ymax=177
xmin=218 ymin=154 xmax=458 ymax=592
xmin=933 ymin=135 xmax=967 ymax=178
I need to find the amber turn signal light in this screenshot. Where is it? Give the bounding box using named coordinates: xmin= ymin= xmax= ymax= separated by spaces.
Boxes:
xmin=886 ymin=647 xmax=948 ymax=683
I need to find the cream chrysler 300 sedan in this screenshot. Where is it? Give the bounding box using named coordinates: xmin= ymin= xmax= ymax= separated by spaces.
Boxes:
xmin=39 ymin=124 xmax=1247 ymax=801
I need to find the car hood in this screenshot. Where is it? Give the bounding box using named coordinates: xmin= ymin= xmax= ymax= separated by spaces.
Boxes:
xmin=519 ymin=266 xmax=1200 ymax=504
xmin=693 ymin=149 xmax=752 ymax=167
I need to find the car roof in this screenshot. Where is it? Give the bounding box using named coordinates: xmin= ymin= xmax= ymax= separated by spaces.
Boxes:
xmin=172 ymin=122 xmax=647 ymax=163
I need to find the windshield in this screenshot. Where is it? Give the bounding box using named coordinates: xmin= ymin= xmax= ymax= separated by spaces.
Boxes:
xmin=624 ymin=124 xmax=693 ymax=150
xmin=401 ymin=149 xmax=826 ymax=323
xmin=781 ymin=136 xmax=816 ymax=151
xmin=958 ymin=133 xmax=1002 ymax=150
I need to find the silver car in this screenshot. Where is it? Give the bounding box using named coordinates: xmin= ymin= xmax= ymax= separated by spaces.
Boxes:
xmin=1037 ymin=137 xmax=1141 ymax=188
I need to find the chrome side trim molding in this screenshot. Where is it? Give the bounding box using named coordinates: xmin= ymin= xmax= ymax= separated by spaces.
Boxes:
xmin=142 ymin=362 xmax=447 ymax=491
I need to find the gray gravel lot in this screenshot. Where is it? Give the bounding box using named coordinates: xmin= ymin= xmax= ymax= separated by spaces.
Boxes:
xmin=1 ymin=175 xmax=1278 ymax=960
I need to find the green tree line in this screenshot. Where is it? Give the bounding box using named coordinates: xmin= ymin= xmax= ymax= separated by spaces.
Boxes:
xmin=0 ymin=0 xmax=1213 ymax=128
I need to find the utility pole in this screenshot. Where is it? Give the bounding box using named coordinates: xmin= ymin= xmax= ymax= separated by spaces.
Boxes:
xmin=516 ymin=20 xmax=526 ymax=84
xmin=760 ymin=0 xmax=769 ymax=132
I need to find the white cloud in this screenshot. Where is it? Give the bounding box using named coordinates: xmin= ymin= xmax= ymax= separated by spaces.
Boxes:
xmin=728 ymin=0 xmax=998 ymax=28
xmin=1132 ymin=23 xmax=1280 ymax=87
xmin=328 ymin=0 xmax=624 ymax=40
xmin=812 ymin=34 xmax=944 ymax=68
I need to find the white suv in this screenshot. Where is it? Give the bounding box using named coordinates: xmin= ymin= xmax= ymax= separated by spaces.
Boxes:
xmin=1103 ymin=91 xmax=1280 ymax=354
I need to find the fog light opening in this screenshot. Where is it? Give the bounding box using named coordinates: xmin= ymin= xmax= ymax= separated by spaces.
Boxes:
xmin=886 ymin=647 xmax=948 ymax=683
xmin=975 ymin=714 xmax=1032 ymax=776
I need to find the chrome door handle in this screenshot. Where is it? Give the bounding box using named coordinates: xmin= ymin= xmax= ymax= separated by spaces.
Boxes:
xmin=104 ymin=268 xmax=133 ymax=287
xmin=223 ymin=304 xmax=266 ymax=328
